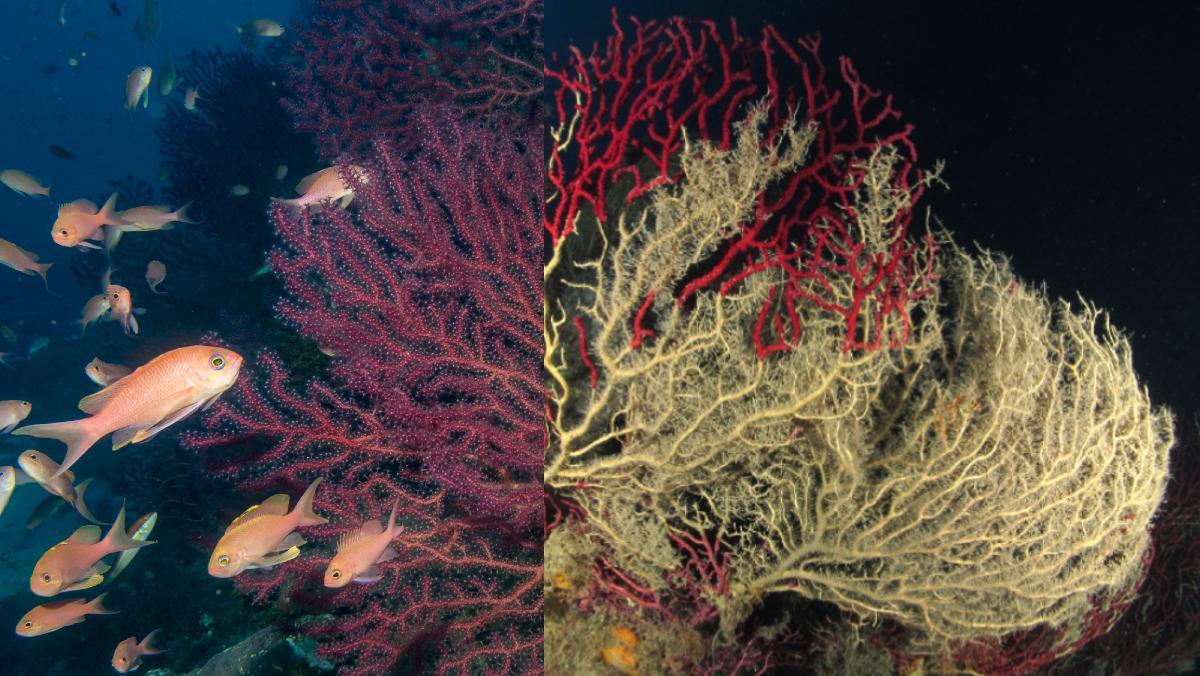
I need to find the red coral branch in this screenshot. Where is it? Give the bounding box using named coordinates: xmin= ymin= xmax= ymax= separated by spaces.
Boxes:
xmin=547 ymin=12 xmax=936 ymax=356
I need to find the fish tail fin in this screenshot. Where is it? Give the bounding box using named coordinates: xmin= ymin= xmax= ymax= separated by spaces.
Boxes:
xmin=172 ymin=201 xmax=197 ymax=224
xmin=293 ymin=477 xmax=328 ymax=527
xmin=386 ymin=496 xmax=402 ymax=536
xmin=14 ymin=419 xmax=102 ymax=479
xmin=140 ymin=628 xmax=166 ymax=654
xmin=72 ymin=477 xmax=109 ymax=525
xmin=99 ymin=192 xmax=127 ymax=227
xmin=103 ymin=503 xmax=156 ymax=552
xmin=87 ymin=591 xmax=117 ymax=615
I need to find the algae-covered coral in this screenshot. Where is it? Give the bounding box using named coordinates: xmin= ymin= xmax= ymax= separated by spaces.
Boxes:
xmin=545 ymin=62 xmax=1173 ymax=676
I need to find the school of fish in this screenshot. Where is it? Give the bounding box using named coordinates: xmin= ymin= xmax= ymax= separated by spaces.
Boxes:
xmin=0 ymin=5 xmax=399 ymax=671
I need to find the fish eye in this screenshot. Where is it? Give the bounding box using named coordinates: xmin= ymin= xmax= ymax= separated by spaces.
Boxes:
xmin=41 ymin=573 xmax=51 ymax=583
xmin=210 ymin=354 xmax=225 ymax=370
xmin=119 ymin=657 xmax=127 ymax=663
xmin=59 ymin=229 xmax=68 ymax=236
xmin=22 ymin=621 xmax=31 ymax=628
xmin=217 ymin=554 xmax=230 ymax=567
xmin=331 ymin=570 xmax=341 ymax=579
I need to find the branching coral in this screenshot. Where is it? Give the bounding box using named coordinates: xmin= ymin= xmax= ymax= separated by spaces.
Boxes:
xmin=545 ymin=104 xmax=1173 ymax=672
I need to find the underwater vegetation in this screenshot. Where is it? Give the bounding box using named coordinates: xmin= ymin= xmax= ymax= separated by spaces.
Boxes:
xmin=284 ymin=0 xmax=543 ymax=159
xmin=544 ymin=13 xmax=1175 ymax=675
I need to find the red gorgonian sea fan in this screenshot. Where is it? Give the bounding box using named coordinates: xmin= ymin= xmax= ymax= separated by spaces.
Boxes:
xmin=546 ymin=11 xmax=937 ymax=356
xmin=186 ymin=113 xmax=542 ymax=675
xmin=285 ymin=0 xmax=543 ymax=159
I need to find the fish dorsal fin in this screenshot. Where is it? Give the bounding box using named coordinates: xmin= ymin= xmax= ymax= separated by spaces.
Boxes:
xmin=79 ymin=380 xmax=125 ymax=414
xmin=295 ymin=168 xmax=330 ymax=195
xmin=64 ymin=199 xmax=98 ymax=214
xmin=227 ymin=493 xmax=289 ymax=532
xmin=227 ymin=504 xmax=262 ymax=531
xmin=337 ymin=520 xmax=381 ymax=552
xmin=359 ymin=519 xmax=384 ymax=538
xmin=260 ymin=493 xmax=290 ymax=515
xmin=69 ymin=525 xmax=102 ymax=544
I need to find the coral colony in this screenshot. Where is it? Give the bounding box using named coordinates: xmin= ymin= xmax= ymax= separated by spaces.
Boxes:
xmin=545 ymin=12 xmax=1173 ymax=676
xmin=284 ymin=0 xmax=543 ymax=159
xmin=187 ymin=0 xmax=543 ymax=674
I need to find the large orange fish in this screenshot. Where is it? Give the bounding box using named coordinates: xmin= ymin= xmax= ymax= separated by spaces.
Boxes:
xmin=30 ymin=504 xmax=152 ymax=596
xmin=112 ymin=629 xmax=164 ymax=672
xmin=0 ymin=237 xmax=52 ymax=289
xmin=18 ymin=449 xmax=106 ymax=524
xmin=14 ymin=345 xmax=243 ymax=478
xmin=51 ymin=193 xmax=127 ymax=249
xmin=209 ymin=477 xmax=327 ymax=578
xmin=15 ymin=593 xmax=115 ymax=637
xmin=324 ymin=497 xmax=403 ymax=587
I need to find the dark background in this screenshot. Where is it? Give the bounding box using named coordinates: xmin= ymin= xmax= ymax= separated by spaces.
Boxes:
xmin=549 ymin=0 xmax=1200 ymax=421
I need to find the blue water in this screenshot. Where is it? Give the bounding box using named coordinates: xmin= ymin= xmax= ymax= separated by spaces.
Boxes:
xmin=0 ymin=2 xmax=307 ymax=674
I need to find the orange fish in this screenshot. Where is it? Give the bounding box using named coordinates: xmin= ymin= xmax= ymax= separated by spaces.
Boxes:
xmin=112 ymin=629 xmax=164 ymax=672
xmin=86 ymin=357 xmax=132 ymax=386
xmin=0 ymin=169 xmax=50 ymax=197
xmin=0 ymin=237 xmax=52 ymax=289
xmin=209 ymin=477 xmax=327 ymax=578
xmin=30 ymin=504 xmax=152 ymax=596
xmin=52 ymin=193 xmax=126 ymax=249
xmin=145 ymin=260 xmax=166 ymax=294
xmin=18 ymin=449 xmax=105 ymax=524
xmin=324 ymin=497 xmax=403 ymax=587
xmin=79 ymin=293 xmax=112 ymax=334
xmin=16 ymin=592 xmax=115 ymax=637
xmin=274 ymin=165 xmax=369 ymax=210
xmin=14 ymin=345 xmax=244 ymax=478
xmin=106 ymin=284 xmax=139 ymax=336
xmin=0 ymin=399 xmax=32 ymax=433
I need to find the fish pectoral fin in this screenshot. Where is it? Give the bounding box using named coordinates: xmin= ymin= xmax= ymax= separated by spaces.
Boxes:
xmin=353 ymin=566 xmax=382 ymax=584
xmin=111 ymin=424 xmax=152 ymax=451
xmin=377 ymin=546 xmax=398 ymax=564
xmin=61 ymin=573 xmax=105 ymax=592
xmin=337 ymin=194 xmax=354 ymax=209
xmin=269 ymin=531 xmax=306 ymax=553
xmin=246 ymin=546 xmax=301 ymax=570
xmin=114 ymin=395 xmax=211 ymax=451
